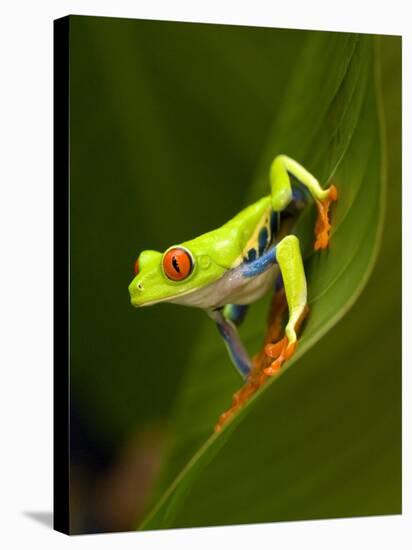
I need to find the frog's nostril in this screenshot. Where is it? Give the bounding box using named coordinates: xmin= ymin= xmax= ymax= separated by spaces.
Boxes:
xmin=137 ymin=282 xmax=144 ymax=292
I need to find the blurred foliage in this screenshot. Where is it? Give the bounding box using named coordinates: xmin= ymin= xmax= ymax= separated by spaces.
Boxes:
xmin=68 ymin=16 xmax=401 ymax=533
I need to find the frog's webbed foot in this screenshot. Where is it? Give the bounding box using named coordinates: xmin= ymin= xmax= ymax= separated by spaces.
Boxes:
xmin=314 ymin=184 xmax=338 ymax=250
xmin=214 ymin=366 xmax=262 ymax=433
xmin=264 ymin=303 xmax=309 ymax=376
xmin=214 ymin=357 xmax=269 ymax=433
xmin=263 ymin=337 xmax=296 ymax=375
xmin=214 ymin=349 xmax=277 ymax=433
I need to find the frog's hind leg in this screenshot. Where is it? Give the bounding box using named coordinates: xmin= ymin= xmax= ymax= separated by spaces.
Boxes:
xmin=208 ymin=308 xmax=252 ymax=379
xmin=269 ymin=155 xmax=338 ymax=249
xmin=214 ymin=288 xmax=291 ymax=432
xmin=223 ymin=304 xmax=249 ymax=327
xmin=264 ymin=234 xmax=309 ymax=376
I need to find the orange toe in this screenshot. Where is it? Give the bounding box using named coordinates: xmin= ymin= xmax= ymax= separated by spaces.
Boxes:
xmin=263 ymin=339 xmax=297 ymax=376
xmin=265 ymin=337 xmax=288 ymax=359
xmin=314 ymin=184 xmax=338 ymax=250
xmin=264 ymin=359 xmax=282 ymax=376
xmin=329 ymin=184 xmax=338 ymax=201
xmin=314 ymin=231 xmax=329 ymax=250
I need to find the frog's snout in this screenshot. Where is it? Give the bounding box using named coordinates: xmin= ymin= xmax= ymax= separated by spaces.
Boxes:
xmin=128 ymin=279 xmax=145 ymax=307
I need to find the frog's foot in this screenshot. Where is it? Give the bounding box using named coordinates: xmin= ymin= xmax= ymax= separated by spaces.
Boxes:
xmin=263 ymin=304 xmax=309 ymax=376
xmin=214 ymin=358 xmax=269 ymax=432
xmin=214 ymin=378 xmax=257 ymax=432
xmin=263 ymin=337 xmax=297 ymax=375
xmin=314 ymin=184 xmax=338 ymax=250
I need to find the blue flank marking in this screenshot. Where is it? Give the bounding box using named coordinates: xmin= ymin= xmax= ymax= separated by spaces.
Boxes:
xmin=292 ymin=186 xmax=307 ymax=202
xmin=292 ymin=185 xmax=310 ymax=209
xmin=258 ymin=226 xmax=269 ymax=256
xmin=270 ymin=210 xmax=279 ymax=237
xmin=241 ymin=246 xmax=277 ymax=278
xmin=246 ymin=248 xmax=257 ymax=263
xmin=275 ymin=270 xmax=284 ymax=290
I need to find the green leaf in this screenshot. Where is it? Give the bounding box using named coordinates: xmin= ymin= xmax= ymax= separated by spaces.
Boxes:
xmin=139 ymin=33 xmax=400 ymax=530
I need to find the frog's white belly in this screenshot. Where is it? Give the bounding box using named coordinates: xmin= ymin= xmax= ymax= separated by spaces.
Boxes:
xmin=170 ymin=264 xmax=278 ymax=310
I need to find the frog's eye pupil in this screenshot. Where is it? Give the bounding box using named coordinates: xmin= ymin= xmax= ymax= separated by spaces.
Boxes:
xmin=163 ymin=247 xmax=193 ymax=281
xmin=172 ymin=256 xmax=180 ymax=273
xmin=134 ymin=258 xmax=140 ymax=275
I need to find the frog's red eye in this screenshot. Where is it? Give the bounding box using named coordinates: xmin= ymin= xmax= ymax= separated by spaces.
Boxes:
xmin=162 ymin=247 xmax=194 ymax=281
xmin=133 ymin=257 xmax=140 ymax=275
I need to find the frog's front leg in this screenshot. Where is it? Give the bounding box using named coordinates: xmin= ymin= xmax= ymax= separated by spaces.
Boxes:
xmin=208 ymin=307 xmax=252 ymax=379
xmin=270 ymin=154 xmax=338 ymax=249
xmin=263 ymin=234 xmax=309 ymax=376
xmin=223 ymin=304 xmax=249 ymax=327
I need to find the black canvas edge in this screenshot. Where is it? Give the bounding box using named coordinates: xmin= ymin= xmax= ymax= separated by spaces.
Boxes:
xmin=53 ymin=15 xmax=70 ymax=535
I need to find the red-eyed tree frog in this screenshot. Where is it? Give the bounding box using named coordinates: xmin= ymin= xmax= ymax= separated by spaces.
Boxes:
xmin=129 ymin=155 xmax=337 ymax=392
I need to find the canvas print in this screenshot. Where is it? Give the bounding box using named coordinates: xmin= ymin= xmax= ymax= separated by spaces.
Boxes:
xmin=54 ymin=15 xmax=402 ymax=535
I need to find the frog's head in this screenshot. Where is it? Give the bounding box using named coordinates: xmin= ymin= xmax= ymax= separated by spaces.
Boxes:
xmin=128 ymin=242 xmax=228 ymax=308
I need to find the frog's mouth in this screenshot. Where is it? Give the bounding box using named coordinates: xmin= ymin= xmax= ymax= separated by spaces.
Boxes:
xmin=130 ymin=293 xmax=164 ymax=308
xmin=129 ymin=285 xmax=198 ymax=309
xmin=128 ymin=277 xmax=218 ymax=309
